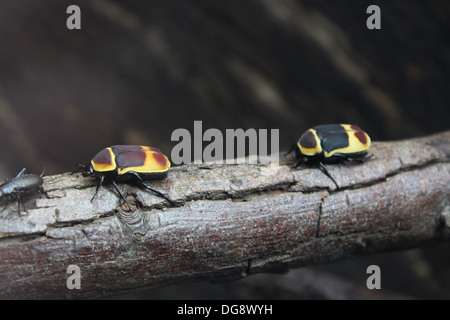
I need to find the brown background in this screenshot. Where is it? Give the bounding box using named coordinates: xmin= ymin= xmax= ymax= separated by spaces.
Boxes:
xmin=0 ymin=0 xmax=449 ymax=299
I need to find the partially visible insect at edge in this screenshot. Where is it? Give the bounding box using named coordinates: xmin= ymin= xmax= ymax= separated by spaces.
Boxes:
xmin=0 ymin=168 xmax=44 ymax=212
xmin=287 ymin=124 xmax=372 ymax=188
xmin=78 ymin=145 xmax=174 ymax=210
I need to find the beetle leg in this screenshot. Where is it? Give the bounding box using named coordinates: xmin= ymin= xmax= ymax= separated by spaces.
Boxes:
xmin=139 ymin=182 xmax=174 ymax=206
xmin=358 ymin=153 xmax=373 ymax=162
xmin=128 ymin=172 xmax=174 ymax=206
xmin=72 ymin=163 xmax=87 ymax=174
xmin=111 ymin=180 xmax=132 ymax=211
xmin=332 ymin=153 xmax=373 ymax=163
xmin=318 ymin=162 xmax=339 ymax=189
xmin=140 ymin=182 xmax=175 ymax=206
xmin=17 ymin=198 xmax=24 ymax=215
xmin=91 ymin=175 xmax=105 ymax=202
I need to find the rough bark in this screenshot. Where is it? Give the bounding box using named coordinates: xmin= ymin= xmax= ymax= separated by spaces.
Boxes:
xmin=0 ymin=131 xmax=449 ymax=299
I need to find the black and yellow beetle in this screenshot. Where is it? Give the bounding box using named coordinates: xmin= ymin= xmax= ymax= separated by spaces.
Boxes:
xmin=80 ymin=145 xmax=173 ymax=208
xmin=288 ymin=124 xmax=372 ymax=188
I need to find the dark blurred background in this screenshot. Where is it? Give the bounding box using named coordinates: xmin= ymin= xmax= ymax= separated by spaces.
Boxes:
xmin=0 ymin=0 xmax=449 ymax=299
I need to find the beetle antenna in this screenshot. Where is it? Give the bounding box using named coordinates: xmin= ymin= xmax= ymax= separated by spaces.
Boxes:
xmin=72 ymin=162 xmax=86 ymax=174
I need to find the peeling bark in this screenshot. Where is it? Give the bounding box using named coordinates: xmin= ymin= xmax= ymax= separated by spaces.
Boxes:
xmin=0 ymin=131 xmax=449 ymax=299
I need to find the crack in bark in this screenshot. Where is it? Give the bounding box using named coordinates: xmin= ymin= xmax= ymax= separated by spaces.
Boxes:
xmin=316 ymin=193 xmax=326 ymax=238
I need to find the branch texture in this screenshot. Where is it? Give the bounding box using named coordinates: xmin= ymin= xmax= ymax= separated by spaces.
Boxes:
xmin=1 ymin=131 xmax=449 ymax=299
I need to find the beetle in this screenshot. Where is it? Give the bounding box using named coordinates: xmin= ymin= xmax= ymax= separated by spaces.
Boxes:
xmin=288 ymin=124 xmax=372 ymax=188
xmin=0 ymin=168 xmax=44 ymax=212
xmin=80 ymin=145 xmax=174 ymax=209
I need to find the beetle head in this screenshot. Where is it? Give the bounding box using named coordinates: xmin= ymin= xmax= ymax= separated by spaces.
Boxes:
xmin=81 ymin=163 xmax=94 ymax=177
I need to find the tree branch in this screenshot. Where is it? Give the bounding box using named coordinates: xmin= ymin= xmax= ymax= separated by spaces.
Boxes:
xmin=1 ymin=131 xmax=449 ymax=299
